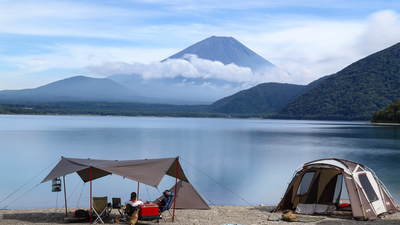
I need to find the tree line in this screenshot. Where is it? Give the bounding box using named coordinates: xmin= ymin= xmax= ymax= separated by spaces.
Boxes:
xmin=0 ymin=101 xmax=264 ymax=119
xmin=371 ymin=98 xmax=400 ymax=123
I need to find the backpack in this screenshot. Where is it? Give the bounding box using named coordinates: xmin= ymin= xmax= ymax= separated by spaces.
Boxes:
xmin=72 ymin=209 xmax=90 ymax=218
xmin=67 ymin=209 xmax=90 ymax=223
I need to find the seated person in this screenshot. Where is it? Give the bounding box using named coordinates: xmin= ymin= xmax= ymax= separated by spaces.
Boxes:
xmin=125 ymin=192 xmax=143 ymax=225
xmin=157 ymin=190 xmax=171 ymax=212
xmin=126 ymin=192 xmax=143 ymax=207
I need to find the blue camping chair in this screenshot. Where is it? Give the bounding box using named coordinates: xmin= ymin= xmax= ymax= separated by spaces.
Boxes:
xmin=159 ymin=192 xmax=175 ymax=220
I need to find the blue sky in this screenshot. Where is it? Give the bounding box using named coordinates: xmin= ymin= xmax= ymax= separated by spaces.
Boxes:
xmin=2 ymin=0 xmax=400 ymax=90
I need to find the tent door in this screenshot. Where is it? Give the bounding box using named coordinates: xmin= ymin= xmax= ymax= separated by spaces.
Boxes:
xmin=353 ymin=166 xmax=385 ymax=215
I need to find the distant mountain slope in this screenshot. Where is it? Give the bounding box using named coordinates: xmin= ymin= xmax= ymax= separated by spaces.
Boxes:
xmin=0 ymin=76 xmax=150 ymax=102
xmin=208 ymin=83 xmax=304 ymax=114
xmin=275 ymin=43 xmax=400 ymax=120
xmin=208 ymin=75 xmax=329 ymax=115
xmin=165 ymin=36 xmax=275 ymax=73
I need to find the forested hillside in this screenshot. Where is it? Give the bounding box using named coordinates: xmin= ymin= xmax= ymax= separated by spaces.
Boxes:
xmin=208 ymin=83 xmax=304 ymax=115
xmin=275 ymin=42 xmax=400 ymax=120
xmin=208 ymin=76 xmax=329 ymax=115
xmin=371 ymin=98 xmax=400 ymax=123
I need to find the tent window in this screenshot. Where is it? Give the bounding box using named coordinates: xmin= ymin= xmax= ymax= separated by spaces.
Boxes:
xmin=359 ymin=174 xmax=379 ymax=202
xmin=297 ymin=172 xmax=315 ymax=195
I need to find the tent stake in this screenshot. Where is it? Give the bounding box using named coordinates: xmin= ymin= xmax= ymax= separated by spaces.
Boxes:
xmin=173 ymin=156 xmax=179 ymax=222
xmin=90 ymin=166 xmax=93 ymax=224
xmin=63 ymin=176 xmax=67 ymax=217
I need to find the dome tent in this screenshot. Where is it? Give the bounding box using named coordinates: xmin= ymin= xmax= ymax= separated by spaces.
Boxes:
xmin=275 ymin=158 xmax=397 ymax=220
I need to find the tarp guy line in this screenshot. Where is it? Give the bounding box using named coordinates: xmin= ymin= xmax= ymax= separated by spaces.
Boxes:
xmin=76 ymin=182 xmax=86 ymax=208
xmin=180 ymin=157 xmax=253 ymax=206
xmin=1 ymin=183 xmax=41 ymax=210
xmin=0 ymin=157 xmax=60 ymax=209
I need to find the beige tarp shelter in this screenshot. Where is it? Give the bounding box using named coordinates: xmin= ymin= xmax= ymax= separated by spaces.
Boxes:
xmin=275 ymin=158 xmax=397 ymax=221
xmin=42 ymin=156 xmax=209 ymax=223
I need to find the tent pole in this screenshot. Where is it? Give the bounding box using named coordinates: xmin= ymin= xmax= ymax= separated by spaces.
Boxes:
xmin=173 ymin=156 xmax=179 ymax=222
xmin=90 ymin=166 xmax=93 ymax=224
xmin=63 ymin=176 xmax=68 ymax=217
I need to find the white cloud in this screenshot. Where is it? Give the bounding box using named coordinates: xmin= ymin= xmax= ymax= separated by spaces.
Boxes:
xmin=0 ymin=1 xmax=147 ymax=39
xmin=231 ymin=9 xmax=400 ymax=85
xmin=234 ymin=20 xmax=364 ymax=84
xmin=1 ymin=44 xmax=177 ymax=74
xmin=86 ymin=54 xmax=292 ymax=85
xmin=136 ymin=0 xmax=388 ymax=11
xmin=356 ymin=10 xmax=400 ymax=55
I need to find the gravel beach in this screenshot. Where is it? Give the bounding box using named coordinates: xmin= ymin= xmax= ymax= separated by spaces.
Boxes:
xmin=1 ymin=206 xmax=399 ymax=225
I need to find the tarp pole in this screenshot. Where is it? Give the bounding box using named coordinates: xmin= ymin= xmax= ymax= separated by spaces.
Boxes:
xmin=137 ymin=182 xmax=140 ymax=200
xmin=63 ymin=176 xmax=67 ymax=217
xmin=173 ymin=156 xmax=179 ymax=222
xmin=90 ymin=166 xmax=93 ymax=224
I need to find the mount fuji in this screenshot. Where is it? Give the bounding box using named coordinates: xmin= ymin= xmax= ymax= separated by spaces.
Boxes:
xmin=107 ymin=36 xmax=279 ymax=104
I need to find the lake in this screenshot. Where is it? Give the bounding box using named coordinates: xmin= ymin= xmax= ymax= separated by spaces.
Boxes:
xmin=0 ymin=115 xmax=399 ymax=209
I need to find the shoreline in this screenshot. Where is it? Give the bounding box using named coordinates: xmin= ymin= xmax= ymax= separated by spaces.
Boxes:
xmin=370 ymin=122 xmax=400 ymax=126
xmin=1 ymin=206 xmax=399 ymax=225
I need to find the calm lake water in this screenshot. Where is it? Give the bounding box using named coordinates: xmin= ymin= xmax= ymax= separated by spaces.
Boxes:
xmin=0 ymin=115 xmax=399 ymax=209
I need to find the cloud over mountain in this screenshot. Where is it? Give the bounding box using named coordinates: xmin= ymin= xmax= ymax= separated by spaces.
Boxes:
xmin=86 ymin=54 xmax=288 ymax=85
xmin=85 ymin=36 xmax=292 ymax=104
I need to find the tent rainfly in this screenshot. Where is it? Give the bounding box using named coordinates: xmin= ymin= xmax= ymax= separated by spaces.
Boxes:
xmin=42 ymin=156 xmax=209 ymax=222
xmin=275 ymin=158 xmax=397 ymax=220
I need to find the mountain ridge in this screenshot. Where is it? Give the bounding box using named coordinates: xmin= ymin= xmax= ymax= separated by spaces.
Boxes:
xmin=207 ymin=75 xmax=330 ymax=115
xmin=274 ymin=42 xmax=400 ymax=120
xmin=0 ymin=76 xmax=153 ymax=103
xmin=164 ymin=36 xmax=275 ymax=73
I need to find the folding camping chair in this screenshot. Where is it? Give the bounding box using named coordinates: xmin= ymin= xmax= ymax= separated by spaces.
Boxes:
xmin=125 ymin=204 xmax=140 ymax=224
xmin=159 ymin=192 xmax=175 ymax=221
xmin=92 ymin=196 xmax=110 ymax=224
xmin=112 ymin=197 xmax=124 ymax=216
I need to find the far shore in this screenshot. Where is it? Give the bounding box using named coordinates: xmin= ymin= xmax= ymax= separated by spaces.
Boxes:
xmin=371 ymin=122 xmax=400 ymax=126
xmin=1 ymin=206 xmax=399 ymax=225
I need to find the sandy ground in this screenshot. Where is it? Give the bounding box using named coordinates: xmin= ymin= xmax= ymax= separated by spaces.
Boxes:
xmin=1 ymin=205 xmax=399 ymax=225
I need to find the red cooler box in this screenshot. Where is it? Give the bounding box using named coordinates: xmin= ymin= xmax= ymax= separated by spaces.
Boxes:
xmin=139 ymin=204 xmax=159 ymax=220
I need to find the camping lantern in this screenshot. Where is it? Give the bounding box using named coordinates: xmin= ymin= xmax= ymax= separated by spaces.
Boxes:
xmin=52 ymin=178 xmax=62 ymax=192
